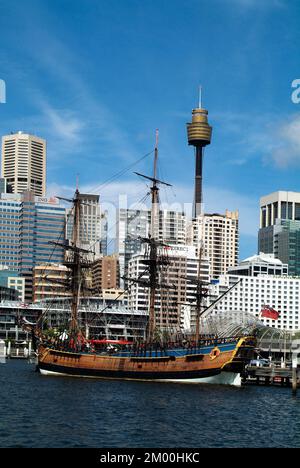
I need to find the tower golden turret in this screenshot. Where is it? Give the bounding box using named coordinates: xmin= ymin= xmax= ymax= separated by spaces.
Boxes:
xmin=187 ymin=89 xmax=212 ymax=218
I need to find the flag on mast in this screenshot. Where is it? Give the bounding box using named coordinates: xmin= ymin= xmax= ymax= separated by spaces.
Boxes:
xmin=261 ymin=305 xmax=280 ymax=320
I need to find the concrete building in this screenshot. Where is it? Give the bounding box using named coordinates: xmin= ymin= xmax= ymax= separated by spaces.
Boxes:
xmin=259 ymin=191 xmax=300 ymax=276
xmin=1 ymin=132 xmax=46 ymax=196
xmin=117 ymin=208 xmax=187 ymax=287
xmin=127 ymin=244 xmax=210 ymax=331
xmin=0 ymin=191 xmax=66 ymax=300
xmin=66 ymin=193 xmax=104 ymax=257
xmin=227 ymin=252 xmax=288 ymax=277
xmin=101 ymin=288 xmax=127 ymax=302
xmin=0 ymin=287 xmax=19 ymax=303
xmin=0 ymin=178 xmax=7 ymax=194
xmin=91 ymin=255 xmax=119 ymax=295
xmin=0 ymin=266 xmax=25 ymax=302
xmin=187 ymin=210 xmax=239 ymax=280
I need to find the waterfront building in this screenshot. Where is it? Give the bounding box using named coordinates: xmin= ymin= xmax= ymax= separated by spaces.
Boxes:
xmin=259 ymin=191 xmax=300 ymax=276
xmin=0 ymin=191 xmax=66 ymax=300
xmin=0 ymin=301 xmax=42 ymax=340
xmin=117 ymin=208 xmax=186 ymax=287
xmin=187 ymin=210 xmax=239 ymax=280
xmin=38 ymin=297 xmax=146 ymax=341
xmin=207 ymin=255 xmax=300 ymax=331
xmin=127 ymin=244 xmax=210 ymax=331
xmin=1 ymin=132 xmax=46 ymax=196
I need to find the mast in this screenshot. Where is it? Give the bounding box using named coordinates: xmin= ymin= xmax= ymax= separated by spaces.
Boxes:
xmin=195 ymin=244 xmax=202 ymax=343
xmin=148 ymin=130 xmax=159 ymax=342
xmin=134 ymin=131 xmax=171 ymax=343
xmin=70 ymin=189 xmax=81 ymax=336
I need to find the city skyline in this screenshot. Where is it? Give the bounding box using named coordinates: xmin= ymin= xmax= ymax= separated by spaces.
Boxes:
xmin=1 ymin=0 xmax=300 ymax=259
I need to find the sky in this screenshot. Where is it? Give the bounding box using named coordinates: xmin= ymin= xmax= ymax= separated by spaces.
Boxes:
xmin=1 ymin=0 xmax=300 ymax=258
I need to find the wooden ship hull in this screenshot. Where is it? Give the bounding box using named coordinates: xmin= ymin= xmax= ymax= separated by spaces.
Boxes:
xmin=38 ymin=336 xmax=255 ymax=385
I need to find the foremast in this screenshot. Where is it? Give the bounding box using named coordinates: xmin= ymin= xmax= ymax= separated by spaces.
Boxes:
xmin=56 ymin=189 xmax=91 ymax=342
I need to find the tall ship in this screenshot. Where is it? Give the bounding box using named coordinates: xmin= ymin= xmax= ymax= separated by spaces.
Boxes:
xmin=33 ymin=100 xmax=256 ymax=385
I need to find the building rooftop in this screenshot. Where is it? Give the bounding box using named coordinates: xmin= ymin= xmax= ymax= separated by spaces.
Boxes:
xmin=240 ymin=252 xmax=283 ymax=266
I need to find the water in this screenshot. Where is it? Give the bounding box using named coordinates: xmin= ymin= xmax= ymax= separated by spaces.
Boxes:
xmin=1 ymin=360 xmax=300 ymax=448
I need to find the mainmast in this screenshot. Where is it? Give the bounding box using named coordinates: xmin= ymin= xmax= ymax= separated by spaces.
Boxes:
xmin=148 ymin=130 xmax=159 ymax=342
xmin=134 ymin=130 xmax=171 ymax=343
xmin=70 ymin=189 xmax=81 ymax=335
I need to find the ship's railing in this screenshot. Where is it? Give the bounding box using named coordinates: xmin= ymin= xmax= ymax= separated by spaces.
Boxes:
xmin=42 ymin=335 xmax=244 ymax=358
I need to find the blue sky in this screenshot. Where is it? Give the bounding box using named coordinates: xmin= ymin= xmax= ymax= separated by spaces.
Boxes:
xmin=1 ymin=0 xmax=300 ymax=258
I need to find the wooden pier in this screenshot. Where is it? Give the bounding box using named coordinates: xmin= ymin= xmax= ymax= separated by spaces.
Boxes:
xmin=245 ymin=365 xmax=299 ymax=388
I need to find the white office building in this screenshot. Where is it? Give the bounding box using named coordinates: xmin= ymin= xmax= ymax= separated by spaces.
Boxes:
xmin=208 ymin=256 xmax=300 ymax=331
xmin=128 ymin=244 xmax=210 ymax=331
xmin=117 ymin=208 xmax=187 ymax=287
xmin=228 ymin=253 xmax=288 ymax=277
xmin=66 ymin=193 xmax=105 ymax=257
xmin=1 ymin=132 xmax=46 ymax=196
xmin=187 ymin=210 xmax=239 ymax=280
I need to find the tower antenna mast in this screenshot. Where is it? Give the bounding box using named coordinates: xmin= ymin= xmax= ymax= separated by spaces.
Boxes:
xmin=187 ymin=88 xmax=212 ymax=219
xmin=198 ymin=85 xmax=202 ymax=109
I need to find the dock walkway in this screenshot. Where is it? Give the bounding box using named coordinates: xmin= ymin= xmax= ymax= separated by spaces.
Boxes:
xmin=246 ymin=365 xmax=299 ymax=387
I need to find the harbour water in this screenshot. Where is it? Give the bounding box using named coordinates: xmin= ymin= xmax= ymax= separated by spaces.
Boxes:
xmin=1 ymin=360 xmax=300 ymax=448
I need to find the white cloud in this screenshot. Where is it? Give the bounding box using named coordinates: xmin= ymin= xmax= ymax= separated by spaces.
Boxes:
xmin=40 ymin=102 xmax=84 ymax=142
xmin=212 ymin=110 xmax=300 ymax=170
xmin=263 ymin=114 xmax=300 ymax=168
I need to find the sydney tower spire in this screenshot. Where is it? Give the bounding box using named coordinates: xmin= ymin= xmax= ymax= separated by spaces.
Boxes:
xmin=187 ymin=88 xmax=212 ymax=219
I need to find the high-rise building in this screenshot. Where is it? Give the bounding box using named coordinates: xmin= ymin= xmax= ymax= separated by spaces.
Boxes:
xmin=1 ymin=132 xmax=46 ymax=196
xmin=258 ymin=191 xmax=300 ymax=276
xmin=91 ymin=255 xmax=119 ymax=295
xmin=0 ymin=191 xmax=66 ymax=300
xmin=66 ymin=193 xmax=103 ymax=257
xmin=187 ymin=210 xmax=239 ymax=280
xmin=100 ymin=210 xmax=108 ymax=256
xmin=0 ymin=178 xmax=7 ymax=194
xmin=127 ymin=244 xmax=210 ymax=331
xmin=117 ymin=208 xmax=187 ymax=287
xmin=117 ymin=208 xmax=151 ymax=287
